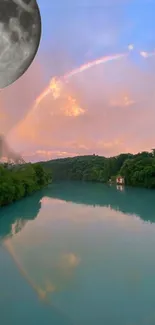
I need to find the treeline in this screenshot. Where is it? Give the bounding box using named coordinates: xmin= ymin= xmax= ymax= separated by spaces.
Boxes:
xmin=0 ymin=163 xmax=51 ymax=207
xmin=41 ymin=151 xmax=155 ymax=189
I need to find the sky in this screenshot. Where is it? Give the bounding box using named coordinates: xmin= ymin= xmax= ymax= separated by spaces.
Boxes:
xmin=1 ymin=0 xmax=155 ymax=161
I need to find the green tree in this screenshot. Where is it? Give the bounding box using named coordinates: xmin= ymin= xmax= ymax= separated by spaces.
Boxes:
xmin=0 ymin=162 xmax=51 ymax=207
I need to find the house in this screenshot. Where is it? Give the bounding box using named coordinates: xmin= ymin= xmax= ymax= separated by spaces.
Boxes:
xmin=116 ymin=175 xmax=125 ymax=185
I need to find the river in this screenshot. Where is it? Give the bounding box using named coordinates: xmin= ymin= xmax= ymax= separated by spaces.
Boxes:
xmin=0 ymin=182 xmax=155 ymax=325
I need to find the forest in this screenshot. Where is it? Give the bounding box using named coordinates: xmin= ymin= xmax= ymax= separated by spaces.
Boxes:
xmin=0 ymin=163 xmax=51 ymax=207
xmin=1 ymin=150 xmax=155 ymax=208
xmin=41 ymin=150 xmax=155 ymax=189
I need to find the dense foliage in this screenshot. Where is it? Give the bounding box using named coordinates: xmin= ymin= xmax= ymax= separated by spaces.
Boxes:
xmin=0 ymin=163 xmax=51 ymax=207
xmin=1 ymin=150 xmax=155 ymax=208
xmin=41 ymin=151 xmax=155 ymax=189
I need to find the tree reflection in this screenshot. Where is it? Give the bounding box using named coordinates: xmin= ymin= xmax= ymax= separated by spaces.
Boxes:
xmin=0 ymin=182 xmax=155 ymax=240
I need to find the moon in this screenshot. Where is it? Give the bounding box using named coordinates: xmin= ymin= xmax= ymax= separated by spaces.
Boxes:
xmin=0 ymin=0 xmax=41 ymax=89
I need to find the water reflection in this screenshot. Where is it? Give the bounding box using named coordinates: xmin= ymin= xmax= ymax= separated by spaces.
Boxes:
xmin=46 ymin=182 xmax=155 ymax=223
xmin=5 ymin=236 xmax=80 ymax=305
xmin=0 ymin=183 xmax=155 ymax=302
xmin=116 ymin=184 xmax=124 ymax=192
xmin=0 ymin=181 xmax=155 ymax=240
xmin=0 ymin=190 xmax=42 ymax=238
xmin=0 ymin=182 xmax=155 ymax=324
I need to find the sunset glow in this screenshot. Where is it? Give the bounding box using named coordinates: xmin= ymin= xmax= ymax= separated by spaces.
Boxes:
xmin=1 ymin=0 xmax=155 ymax=162
xmin=30 ymin=52 xmax=126 ymax=116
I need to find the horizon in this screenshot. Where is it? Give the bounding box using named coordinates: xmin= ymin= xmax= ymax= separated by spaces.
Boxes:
xmin=16 ymin=148 xmax=155 ymax=164
xmin=34 ymin=149 xmax=154 ymax=163
xmin=0 ymin=137 xmax=154 ymax=164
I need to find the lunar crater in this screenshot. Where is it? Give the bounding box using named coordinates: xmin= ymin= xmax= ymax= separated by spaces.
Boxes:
xmin=0 ymin=0 xmax=41 ymax=88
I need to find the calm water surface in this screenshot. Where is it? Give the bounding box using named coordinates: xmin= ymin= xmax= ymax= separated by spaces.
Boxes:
xmin=1 ymin=182 xmax=155 ymax=325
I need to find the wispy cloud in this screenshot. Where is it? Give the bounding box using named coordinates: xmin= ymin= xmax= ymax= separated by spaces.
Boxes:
xmin=1 ymin=0 xmax=155 ymax=160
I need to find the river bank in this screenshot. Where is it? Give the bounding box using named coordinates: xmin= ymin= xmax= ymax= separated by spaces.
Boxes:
xmin=41 ymin=151 xmax=155 ymax=189
xmin=1 ymin=150 xmax=155 ymax=208
xmin=0 ymin=163 xmax=51 ymax=207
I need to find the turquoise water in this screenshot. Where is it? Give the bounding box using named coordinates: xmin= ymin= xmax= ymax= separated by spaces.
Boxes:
xmin=1 ymin=182 xmax=155 ymax=324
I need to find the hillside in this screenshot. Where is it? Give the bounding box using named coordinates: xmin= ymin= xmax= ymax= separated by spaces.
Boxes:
xmin=40 ymin=151 xmax=155 ymax=189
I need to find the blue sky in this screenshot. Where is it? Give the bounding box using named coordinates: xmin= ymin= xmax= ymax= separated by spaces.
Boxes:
xmin=2 ymin=0 xmax=155 ymax=160
xmin=38 ymin=0 xmax=155 ymax=72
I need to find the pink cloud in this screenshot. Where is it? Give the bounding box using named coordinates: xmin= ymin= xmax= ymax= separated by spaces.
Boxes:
xmin=0 ymin=56 xmax=46 ymax=136
xmin=4 ymin=50 xmax=155 ymax=161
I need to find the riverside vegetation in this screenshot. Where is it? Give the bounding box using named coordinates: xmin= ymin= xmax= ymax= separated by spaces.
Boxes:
xmin=0 ymin=163 xmax=51 ymax=207
xmin=1 ymin=150 xmax=155 ymax=207
xmin=41 ymin=150 xmax=155 ymax=189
